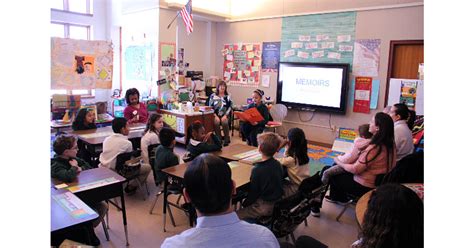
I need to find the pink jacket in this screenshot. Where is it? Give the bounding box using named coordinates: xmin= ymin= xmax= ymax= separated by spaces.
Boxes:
xmin=337 ymin=144 xmax=396 ymax=188
xmin=337 ymin=137 xmax=371 ymax=164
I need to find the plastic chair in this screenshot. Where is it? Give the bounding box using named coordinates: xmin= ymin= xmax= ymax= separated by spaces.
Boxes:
xmin=266 ymin=104 xmax=288 ymax=135
xmin=115 ymin=152 xmax=150 ymax=200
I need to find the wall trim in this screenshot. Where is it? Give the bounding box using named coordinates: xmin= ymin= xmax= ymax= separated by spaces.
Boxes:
xmin=226 ymin=2 xmax=423 ymax=23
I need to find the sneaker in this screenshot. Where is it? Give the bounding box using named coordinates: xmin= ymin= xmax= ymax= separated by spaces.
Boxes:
xmin=325 ymin=195 xmax=351 ymax=205
xmin=310 ymin=207 xmax=320 ymax=217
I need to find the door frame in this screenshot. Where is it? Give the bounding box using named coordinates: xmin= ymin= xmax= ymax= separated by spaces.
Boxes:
xmin=384 ymin=40 xmax=424 ymax=106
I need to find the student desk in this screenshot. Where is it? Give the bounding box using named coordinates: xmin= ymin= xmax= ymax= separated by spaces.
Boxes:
xmin=158 ymin=109 xmax=214 ymax=144
xmin=355 ymin=183 xmax=424 ymax=227
xmin=161 ymin=161 xmax=253 ymax=232
xmin=69 ymin=124 xmax=146 ymax=166
xmin=212 ymin=143 xmax=258 ymax=161
xmin=51 ymin=168 xmax=130 ymax=246
xmin=51 ymin=187 xmax=99 ymax=246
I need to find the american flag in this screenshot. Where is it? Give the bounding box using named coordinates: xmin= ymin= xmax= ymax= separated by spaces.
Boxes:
xmin=180 ymin=0 xmax=193 ymax=34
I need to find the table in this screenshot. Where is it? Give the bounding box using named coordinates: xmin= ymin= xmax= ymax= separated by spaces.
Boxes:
xmin=158 ymin=109 xmax=214 ymax=144
xmin=355 ymin=183 xmax=424 ymax=227
xmin=51 ymin=168 xmax=130 ymax=246
xmin=212 ymin=143 xmax=258 ymax=162
xmin=161 ymin=161 xmax=253 ymax=231
xmin=69 ymin=124 xmax=146 ymax=166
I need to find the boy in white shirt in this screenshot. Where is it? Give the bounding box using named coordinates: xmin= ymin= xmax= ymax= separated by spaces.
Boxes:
xmin=99 ymin=117 xmax=151 ymax=193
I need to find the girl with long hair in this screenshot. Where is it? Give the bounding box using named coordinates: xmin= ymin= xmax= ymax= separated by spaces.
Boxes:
xmin=140 ymin=114 xmax=164 ymax=167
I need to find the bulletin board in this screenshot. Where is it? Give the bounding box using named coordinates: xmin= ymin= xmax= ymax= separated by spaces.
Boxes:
xmin=222 ymin=43 xmax=261 ymax=87
xmin=387 ymin=78 xmax=424 ymax=115
xmin=51 ymin=38 xmax=113 ymax=89
xmin=280 ymin=12 xmax=356 ymax=69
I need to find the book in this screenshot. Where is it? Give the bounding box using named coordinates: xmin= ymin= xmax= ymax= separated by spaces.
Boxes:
xmin=331 ymin=138 xmax=354 ymax=154
xmin=234 ymin=107 xmax=264 ymax=123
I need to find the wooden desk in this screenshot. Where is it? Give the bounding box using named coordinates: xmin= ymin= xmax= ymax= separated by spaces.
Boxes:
xmin=355 ymin=183 xmax=424 ymax=227
xmin=158 ymin=109 xmax=214 ymax=144
xmin=52 ymin=168 xmax=130 ymax=246
xmin=51 ymin=188 xmax=98 ymax=232
xmin=161 ymin=161 xmax=253 ymax=231
xmin=212 ymin=143 xmax=258 ymax=162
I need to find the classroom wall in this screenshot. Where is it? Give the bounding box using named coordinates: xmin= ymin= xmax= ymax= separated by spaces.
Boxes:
xmin=215 ymin=5 xmax=423 ymax=144
xmin=159 ymin=8 xmax=217 ymax=78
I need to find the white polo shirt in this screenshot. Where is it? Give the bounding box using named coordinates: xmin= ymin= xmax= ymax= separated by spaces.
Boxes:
xmin=99 ymin=133 xmax=133 ymax=170
xmin=394 ymin=120 xmax=414 ymax=161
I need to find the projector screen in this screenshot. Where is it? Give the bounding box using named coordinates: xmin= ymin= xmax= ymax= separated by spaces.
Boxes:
xmin=277 ymin=62 xmax=349 ymax=114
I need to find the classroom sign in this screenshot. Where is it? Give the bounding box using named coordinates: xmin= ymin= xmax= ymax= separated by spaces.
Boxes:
xmin=222 ymin=43 xmax=261 ymax=87
xmin=262 ymin=42 xmax=281 ymax=72
xmin=51 ymin=38 xmax=113 ymax=89
xmin=280 ymin=12 xmax=356 ymax=69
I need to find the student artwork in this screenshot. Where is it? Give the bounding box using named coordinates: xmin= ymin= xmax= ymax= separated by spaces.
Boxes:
xmin=280 ymin=12 xmax=356 ymax=68
xmin=222 ymin=43 xmax=261 ymax=87
xmin=159 ymin=42 xmax=177 ymax=94
xmin=353 ymin=39 xmax=381 ymax=77
xmin=51 ymin=38 xmax=113 ymax=89
xmin=353 ymin=77 xmax=372 ymax=114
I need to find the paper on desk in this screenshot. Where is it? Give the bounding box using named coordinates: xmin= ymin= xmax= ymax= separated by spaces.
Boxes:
xmin=55 ymin=183 xmax=69 ymax=189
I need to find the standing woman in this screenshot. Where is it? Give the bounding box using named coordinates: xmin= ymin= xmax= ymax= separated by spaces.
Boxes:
xmin=124 ymin=88 xmax=149 ymax=124
xmin=326 ymin=112 xmax=396 ymax=204
xmin=208 ymin=80 xmax=233 ymax=146
xmin=388 ymin=103 xmax=414 ymax=161
xmin=240 ymin=89 xmax=270 ymax=147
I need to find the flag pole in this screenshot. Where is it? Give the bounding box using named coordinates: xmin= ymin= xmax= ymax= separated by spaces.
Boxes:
xmin=167 ymin=12 xmax=179 ymax=29
xmin=175 ymin=11 xmax=180 ymax=86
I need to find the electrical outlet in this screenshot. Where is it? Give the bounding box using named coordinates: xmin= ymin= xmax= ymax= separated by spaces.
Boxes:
xmin=331 ymin=125 xmax=337 ymax=132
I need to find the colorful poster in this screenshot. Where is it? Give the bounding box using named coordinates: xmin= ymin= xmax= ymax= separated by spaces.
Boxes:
xmin=353 ymin=39 xmax=381 ymax=77
xmin=400 ymin=80 xmax=418 ymax=108
xmin=51 ymin=38 xmax=113 ymax=89
xmin=348 ymin=79 xmax=380 ymax=109
xmin=262 ymin=42 xmax=280 ymax=72
xmin=353 ymin=77 xmax=372 ymax=113
xmin=280 ymin=12 xmax=356 ymax=69
xmin=159 ymin=42 xmax=176 ymax=90
xmin=223 ymin=43 xmax=261 ymax=87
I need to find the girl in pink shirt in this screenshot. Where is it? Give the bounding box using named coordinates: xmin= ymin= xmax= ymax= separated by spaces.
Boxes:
xmin=326 ymin=112 xmax=396 ymax=204
xmin=321 ymin=124 xmax=373 ymax=184
xmin=123 ymin=88 xmax=149 ymax=124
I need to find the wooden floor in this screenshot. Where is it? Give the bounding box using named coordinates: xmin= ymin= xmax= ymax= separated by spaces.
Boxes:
xmin=87 ymin=136 xmax=359 ymax=247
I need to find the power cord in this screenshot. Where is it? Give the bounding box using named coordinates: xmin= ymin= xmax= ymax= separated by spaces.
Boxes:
xmin=298 ymin=109 xmax=316 ymax=122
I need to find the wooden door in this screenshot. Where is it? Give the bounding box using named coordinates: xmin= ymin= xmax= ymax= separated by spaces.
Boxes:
xmin=385 ymin=40 xmax=424 ymax=105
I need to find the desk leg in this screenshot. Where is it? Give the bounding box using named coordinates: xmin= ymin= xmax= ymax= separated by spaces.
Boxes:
xmin=120 ymin=190 xmax=130 ymax=246
xmin=163 ymin=178 xmax=169 ymax=232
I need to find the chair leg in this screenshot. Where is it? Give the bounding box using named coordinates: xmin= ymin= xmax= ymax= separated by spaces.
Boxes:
xmin=304 ymin=219 xmax=308 ymax=226
xmin=135 ymin=179 xmax=147 ymax=201
xmin=149 ymin=191 xmax=162 ymax=214
xmin=101 ymin=218 xmax=110 ymax=241
xmin=336 ymin=200 xmax=353 ymax=222
xmin=176 ymin=194 xmax=182 ymax=205
xmin=106 ymin=205 xmax=110 ymax=229
xmin=167 ymin=203 xmax=177 ymax=227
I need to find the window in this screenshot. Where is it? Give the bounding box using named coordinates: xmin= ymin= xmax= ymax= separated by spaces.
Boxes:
xmin=51 ymin=0 xmax=93 ymax=15
xmin=51 ymin=22 xmax=93 ymax=97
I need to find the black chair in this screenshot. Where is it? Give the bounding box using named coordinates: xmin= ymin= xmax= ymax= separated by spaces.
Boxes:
xmin=261 ymin=174 xmax=325 ymax=244
xmin=115 ymin=151 xmax=150 ymax=200
xmin=382 ymin=151 xmax=424 ymax=184
xmin=334 ymin=173 xmax=385 ymax=222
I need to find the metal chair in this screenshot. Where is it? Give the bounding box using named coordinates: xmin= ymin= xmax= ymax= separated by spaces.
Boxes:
xmin=115 ymin=152 xmax=150 ymax=200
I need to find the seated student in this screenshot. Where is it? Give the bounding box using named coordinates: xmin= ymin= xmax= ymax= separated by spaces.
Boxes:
xmin=240 ymin=89 xmax=270 ymax=147
xmin=51 ymin=134 xmax=106 ymax=246
xmin=388 ymin=103 xmax=414 ymax=161
xmin=352 ymin=183 xmax=423 ymax=248
xmin=276 ymin=127 xmax=310 ymax=197
xmin=140 ymin=114 xmax=164 ymax=168
xmin=123 ymin=88 xmax=149 ymax=124
xmin=99 ymin=117 xmax=151 ymax=193
xmin=154 ymin=127 xmax=180 ymax=186
xmin=72 ymin=108 xmax=97 ymax=164
xmin=161 ymin=153 xmax=279 ymax=248
xmin=322 ymin=123 xmax=373 ymax=185
xmin=72 ymin=108 xmax=97 ymax=131
xmin=237 ymin=132 xmax=284 ymax=221
xmin=183 ymin=120 xmax=222 ymax=162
